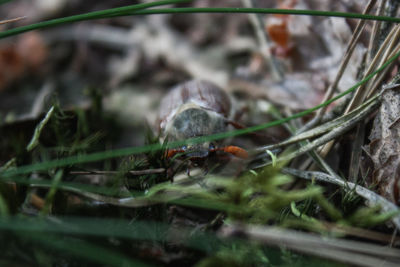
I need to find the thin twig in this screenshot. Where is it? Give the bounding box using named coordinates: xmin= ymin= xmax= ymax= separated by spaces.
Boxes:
xmin=0 ymin=16 xmax=26 ymax=25
xmin=254 ymin=93 xmax=380 ymax=153
xmin=368 ymin=0 xmax=387 ymax=62
xmin=251 ymin=94 xmax=379 ymax=172
xmin=298 ymin=0 xmax=376 ymax=132
xmin=348 ymin=123 xmax=365 ymax=182
xmin=317 ymin=24 xmax=400 ymax=158
xmin=348 ymin=1 xmax=388 ymax=182
xmin=31 ymin=183 xmax=159 ymax=207
xmin=220 ymin=224 xmax=400 ymax=266
xmin=282 ymin=167 xmax=400 ymax=230
xmin=241 ymin=0 xmax=284 ymax=82
xmin=252 ymin=96 xmax=379 ymax=168
xmin=367 ymin=26 xmax=400 ymax=94
xmin=288 ymin=97 xmax=374 ymax=163
xmin=368 ymin=42 xmax=400 ymax=98
xmin=345 ymin=24 xmax=400 ymax=114
xmin=321 ymin=221 xmax=400 ymax=245
xmin=378 ymin=0 xmax=400 ymax=48
xmin=391 ymin=229 xmax=399 ymax=247
xmin=69 ymin=168 xmax=166 ymax=176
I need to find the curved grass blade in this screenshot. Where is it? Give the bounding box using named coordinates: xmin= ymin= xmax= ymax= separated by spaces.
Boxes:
xmin=133 ymin=7 xmax=400 ymax=23
xmin=1 ymin=48 xmax=399 ymax=178
xmin=0 ymin=50 xmax=398 ymax=178
xmin=0 ymin=216 xmax=222 ymax=254
xmin=26 ymin=106 xmax=54 ymax=152
xmin=2 ymin=6 xmax=400 ymax=39
xmin=0 ymin=0 xmax=191 ymax=39
xmin=39 ymin=169 xmax=63 ymax=216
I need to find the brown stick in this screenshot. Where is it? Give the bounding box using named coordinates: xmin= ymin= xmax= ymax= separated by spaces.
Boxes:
xmin=0 ymin=16 xmax=26 ymax=25
xmin=70 ymin=168 xmax=165 ymax=176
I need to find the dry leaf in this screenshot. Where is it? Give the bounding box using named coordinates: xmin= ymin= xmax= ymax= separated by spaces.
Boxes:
xmin=364 ymin=87 xmax=400 ymax=204
xmin=0 ymin=32 xmax=47 ymax=91
xmin=0 ymin=46 xmax=24 ymax=91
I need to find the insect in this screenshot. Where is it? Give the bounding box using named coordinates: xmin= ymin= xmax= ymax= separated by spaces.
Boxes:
xmin=157 ymin=80 xmax=248 ymax=160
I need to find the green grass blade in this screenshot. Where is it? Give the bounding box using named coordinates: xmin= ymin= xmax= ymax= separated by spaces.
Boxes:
xmin=0 ymin=193 xmax=9 ymax=217
xmin=2 ymin=5 xmax=400 ymax=39
xmin=0 ymin=0 xmax=191 ymax=39
xmin=26 ymin=106 xmax=54 ymax=152
xmin=1 ymin=176 xmax=143 ymax=197
xmin=132 ymin=7 xmax=400 ymax=23
xmin=26 ymin=233 xmax=149 ymax=267
xmin=1 ymin=48 xmax=398 ymax=177
xmin=0 ymin=0 xmax=12 ymax=5
xmin=40 ymin=170 xmax=63 ymax=216
xmin=0 ymin=216 xmax=222 ymax=253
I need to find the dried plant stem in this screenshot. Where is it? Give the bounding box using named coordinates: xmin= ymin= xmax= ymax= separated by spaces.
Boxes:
xmin=322 ymin=222 xmax=400 ymax=244
xmin=310 ymin=149 xmax=342 ymax=180
xmin=367 ymin=30 xmax=400 ymax=94
xmin=348 ymin=2 xmax=391 ymax=182
xmin=252 ymin=94 xmax=379 ymax=171
xmin=378 ymin=0 xmax=400 ymax=47
xmin=31 ymin=172 xmax=205 ymax=208
xmin=368 ymin=0 xmax=387 ymax=62
xmin=241 ymin=0 xmax=284 ymax=81
xmin=29 ymin=182 xmax=164 ymax=207
xmin=252 ymin=95 xmax=379 ymax=170
xmin=220 ymin=224 xmax=400 ymax=266
xmin=299 ymin=0 xmax=376 ymax=132
xmin=279 ymin=101 xmax=378 ymax=163
xmin=348 ymin=123 xmax=365 ymax=182
xmin=345 ymin=24 xmax=400 ymax=114
xmin=253 ymin=99 xmax=380 ymax=171
xmin=0 ymin=16 xmax=26 ymax=25
xmin=255 ymin=94 xmax=379 ymax=152
xmin=69 ymin=168 xmax=166 ymax=176
xmin=317 ymin=24 xmax=400 ymax=158
xmin=282 ymin=167 xmax=400 ymax=231
xmin=368 ymin=42 xmax=400 ymax=98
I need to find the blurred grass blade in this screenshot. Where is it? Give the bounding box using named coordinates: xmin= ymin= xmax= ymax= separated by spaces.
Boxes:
xmin=1 ymin=48 xmax=399 ymax=178
xmin=0 ymin=0 xmax=191 ymax=39
xmin=2 ymin=5 xmax=400 ymax=39
xmin=0 ymin=0 xmax=12 ymax=5
xmin=0 ymin=216 xmax=222 ymax=253
xmin=40 ymin=169 xmax=63 ymax=216
xmin=1 ymin=176 xmax=143 ymax=197
xmin=134 ymin=7 xmax=400 ymax=23
xmin=0 ymin=193 xmax=9 ymax=216
xmin=27 ymin=233 xmax=148 ymax=267
xmin=26 ymin=106 xmax=54 ymax=152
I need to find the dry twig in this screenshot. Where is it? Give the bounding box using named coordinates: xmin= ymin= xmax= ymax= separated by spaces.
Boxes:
xmin=70 ymin=168 xmax=165 ymax=176
xmin=251 ymin=92 xmax=380 ymax=166
xmin=301 ymin=0 xmax=377 ymax=131
xmin=220 ymin=224 xmax=400 ymax=267
xmin=241 ymin=0 xmax=284 ymax=81
xmin=0 ymin=16 xmax=26 ymax=25
xmin=254 ymin=94 xmax=379 ymax=153
xmin=282 ymin=167 xmax=400 ymax=230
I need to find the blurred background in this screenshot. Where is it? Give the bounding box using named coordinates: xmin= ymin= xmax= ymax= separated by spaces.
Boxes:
xmin=0 ymin=0 xmax=365 ymax=151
